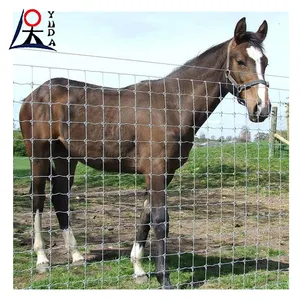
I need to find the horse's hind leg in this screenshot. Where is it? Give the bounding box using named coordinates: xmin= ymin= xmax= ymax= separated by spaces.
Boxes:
xmin=52 ymin=142 xmax=84 ymax=265
xmin=30 ymin=143 xmax=51 ymax=273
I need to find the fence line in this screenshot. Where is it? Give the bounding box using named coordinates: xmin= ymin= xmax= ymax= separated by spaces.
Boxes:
xmin=15 ymin=48 xmax=289 ymax=79
xmin=13 ymin=62 xmax=289 ymax=290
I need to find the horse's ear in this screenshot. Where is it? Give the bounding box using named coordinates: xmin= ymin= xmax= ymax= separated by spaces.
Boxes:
xmin=234 ymin=17 xmax=247 ymax=42
xmin=256 ymin=20 xmax=268 ymax=41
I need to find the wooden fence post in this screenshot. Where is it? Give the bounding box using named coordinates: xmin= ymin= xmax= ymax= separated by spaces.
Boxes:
xmin=286 ymin=103 xmax=289 ymax=141
xmin=269 ymin=106 xmax=278 ymax=158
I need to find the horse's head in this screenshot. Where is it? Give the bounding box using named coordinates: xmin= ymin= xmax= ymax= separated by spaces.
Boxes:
xmin=226 ymin=17 xmax=271 ymax=123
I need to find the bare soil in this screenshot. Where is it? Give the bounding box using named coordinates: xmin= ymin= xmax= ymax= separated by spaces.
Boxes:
xmin=13 ymin=185 xmax=289 ymax=271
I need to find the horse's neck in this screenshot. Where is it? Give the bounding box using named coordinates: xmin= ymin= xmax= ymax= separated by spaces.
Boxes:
xmin=165 ymin=46 xmax=229 ymax=136
xmin=192 ymin=72 xmax=228 ymax=131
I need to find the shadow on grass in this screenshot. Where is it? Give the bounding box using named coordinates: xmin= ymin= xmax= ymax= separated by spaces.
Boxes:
xmin=167 ymin=252 xmax=288 ymax=288
xmin=87 ymin=249 xmax=288 ymax=289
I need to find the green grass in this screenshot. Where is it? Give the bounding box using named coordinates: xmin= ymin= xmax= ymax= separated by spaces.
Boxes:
xmin=14 ymin=156 xmax=31 ymax=187
xmin=203 ymin=270 xmax=288 ymax=289
xmin=13 ymin=247 xmax=288 ymax=289
xmin=169 ymin=141 xmax=289 ymax=193
xmin=14 ymin=141 xmax=289 ymax=193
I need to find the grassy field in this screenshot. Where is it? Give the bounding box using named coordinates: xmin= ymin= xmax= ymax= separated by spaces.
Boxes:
xmin=13 ymin=141 xmax=289 ymax=289
xmin=13 ymin=248 xmax=288 ymax=289
xmin=14 ymin=141 xmax=289 ymax=192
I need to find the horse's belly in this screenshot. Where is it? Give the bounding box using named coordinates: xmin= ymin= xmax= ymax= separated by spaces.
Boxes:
xmin=83 ymin=157 xmax=137 ymax=174
xmin=70 ymin=138 xmax=136 ymax=173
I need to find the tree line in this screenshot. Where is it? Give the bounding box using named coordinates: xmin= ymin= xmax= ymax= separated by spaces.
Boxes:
xmin=194 ymin=126 xmax=271 ymax=144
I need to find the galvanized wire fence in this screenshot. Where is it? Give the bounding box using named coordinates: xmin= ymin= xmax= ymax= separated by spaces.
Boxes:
xmin=13 ymin=55 xmax=289 ymax=289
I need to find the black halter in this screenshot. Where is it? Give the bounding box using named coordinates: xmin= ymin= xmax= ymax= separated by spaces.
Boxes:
xmin=225 ymin=40 xmax=269 ymax=106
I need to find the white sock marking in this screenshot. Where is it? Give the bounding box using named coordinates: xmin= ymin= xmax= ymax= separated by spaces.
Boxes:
xmin=130 ymin=242 xmax=146 ymax=277
xmin=34 ymin=209 xmax=49 ymax=266
xmin=246 ymin=46 xmax=267 ymax=112
xmin=62 ymin=227 xmax=84 ymax=263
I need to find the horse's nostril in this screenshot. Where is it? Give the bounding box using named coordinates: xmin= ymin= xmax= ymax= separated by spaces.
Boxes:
xmin=257 ymin=98 xmax=262 ymax=106
xmin=253 ymin=104 xmax=259 ymax=115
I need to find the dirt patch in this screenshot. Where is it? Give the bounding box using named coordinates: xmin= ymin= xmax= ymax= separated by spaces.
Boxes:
xmin=13 ymin=186 xmax=289 ymax=268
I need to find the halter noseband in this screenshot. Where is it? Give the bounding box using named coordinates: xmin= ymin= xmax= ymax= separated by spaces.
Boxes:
xmin=225 ymin=40 xmax=269 ymax=106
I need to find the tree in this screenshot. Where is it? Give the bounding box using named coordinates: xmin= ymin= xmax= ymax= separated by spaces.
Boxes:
xmin=238 ymin=126 xmax=251 ymax=142
xmin=198 ymin=133 xmax=206 ymax=141
xmin=254 ymin=132 xmax=269 ymax=142
xmin=13 ymin=130 xmax=27 ymax=156
xmin=13 ymin=120 xmax=20 ymax=130
xmin=195 ymin=133 xmax=206 ymax=143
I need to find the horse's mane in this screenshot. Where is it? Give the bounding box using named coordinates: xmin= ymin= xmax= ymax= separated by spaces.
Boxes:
xmin=166 ymin=31 xmax=265 ymax=78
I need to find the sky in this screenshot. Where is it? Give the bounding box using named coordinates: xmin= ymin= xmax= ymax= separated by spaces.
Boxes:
xmin=11 ymin=11 xmax=289 ymax=139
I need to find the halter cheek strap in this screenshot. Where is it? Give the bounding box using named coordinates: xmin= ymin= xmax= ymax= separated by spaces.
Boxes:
xmin=225 ymin=39 xmax=269 ymax=106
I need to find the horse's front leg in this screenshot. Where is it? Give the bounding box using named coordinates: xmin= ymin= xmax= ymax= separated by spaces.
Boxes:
xmin=131 ymin=197 xmax=151 ymax=284
xmin=131 ymin=172 xmax=173 ymax=288
xmin=151 ymin=174 xmax=172 ymax=289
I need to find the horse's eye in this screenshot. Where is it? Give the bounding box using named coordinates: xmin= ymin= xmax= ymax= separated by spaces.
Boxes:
xmin=237 ymin=60 xmax=246 ymax=66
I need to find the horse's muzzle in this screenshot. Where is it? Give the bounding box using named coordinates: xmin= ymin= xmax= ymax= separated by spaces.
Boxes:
xmin=249 ymin=102 xmax=272 ymax=123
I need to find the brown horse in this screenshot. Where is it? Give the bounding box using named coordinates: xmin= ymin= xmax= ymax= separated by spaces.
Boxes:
xmin=19 ymin=17 xmax=271 ymax=289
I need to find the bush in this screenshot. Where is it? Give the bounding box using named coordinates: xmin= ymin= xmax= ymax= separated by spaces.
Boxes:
xmin=13 ymin=131 xmax=27 ymax=156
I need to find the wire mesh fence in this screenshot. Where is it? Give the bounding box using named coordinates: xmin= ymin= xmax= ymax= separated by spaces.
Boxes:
xmin=13 ymin=55 xmax=289 ymax=289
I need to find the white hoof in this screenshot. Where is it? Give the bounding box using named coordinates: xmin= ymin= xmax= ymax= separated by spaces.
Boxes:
xmin=36 ymin=262 xmax=49 ymax=274
xmin=134 ymin=274 xmax=149 ymax=284
xmin=72 ymin=259 xmax=85 ymax=267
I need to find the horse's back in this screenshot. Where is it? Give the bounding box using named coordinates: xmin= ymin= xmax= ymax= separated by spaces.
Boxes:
xmin=19 ymin=77 xmax=183 ymax=174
